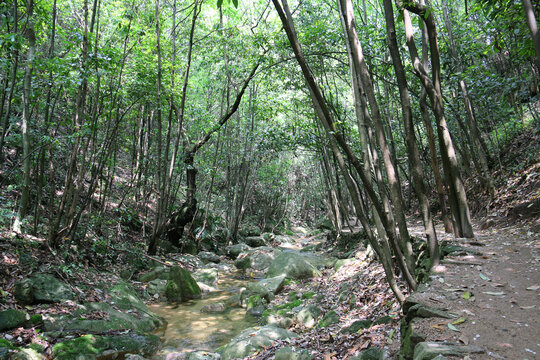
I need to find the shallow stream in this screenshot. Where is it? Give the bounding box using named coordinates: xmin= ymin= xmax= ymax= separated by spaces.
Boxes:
xmin=149 ymin=272 xmax=258 ymax=357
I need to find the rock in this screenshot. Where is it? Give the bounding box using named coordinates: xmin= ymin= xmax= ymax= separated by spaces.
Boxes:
xmin=52 ymin=333 xmax=160 ymax=360
xmin=318 ymin=310 xmax=339 ymax=328
xmin=400 ymin=318 xmax=427 ymax=360
xmin=295 ymin=305 xmax=322 ymax=328
xmin=217 ymin=325 xmax=297 ymax=360
xmin=0 ymin=348 xmax=9 ymax=360
xmin=266 ymin=252 xmax=322 ymax=279
xmin=198 ymin=251 xmax=221 ymax=264
xmin=193 ymin=268 xmax=219 ymax=287
xmin=44 ymin=301 xmax=163 ymax=334
xmin=349 ymin=347 xmax=385 ymax=360
xmin=185 ymin=351 xmax=222 ymax=360
xmin=341 ymin=319 xmax=372 ymax=333
xmin=413 ymin=342 xmax=484 ymax=360
xmin=124 ymin=355 xmax=147 ymax=360
xmin=239 ymin=226 xmax=261 ymax=237
xmin=14 ymin=274 xmax=75 ymax=305
xmin=275 ymin=347 xmax=312 ymax=360
xmin=244 ymin=236 xmax=266 ymax=248
xmin=0 ymin=309 xmax=27 ymax=331
xmin=147 ymin=279 xmax=167 ymax=298
xmin=200 ymin=302 xmax=227 ymax=314
xmin=9 ymin=348 xmax=45 ymax=360
xmin=234 ymin=247 xmax=279 ymax=272
xmin=165 ymin=266 xmax=201 ymax=302
xmin=334 ymin=258 xmax=356 ymax=271
xmin=247 ymin=275 xmax=286 ymax=297
xmin=262 ymin=313 xmax=293 ymax=328
xmin=405 ymin=304 xmax=454 ymax=322
xmin=226 ymin=243 xmax=252 ymax=259
xmin=139 ymin=266 xmax=169 ymax=282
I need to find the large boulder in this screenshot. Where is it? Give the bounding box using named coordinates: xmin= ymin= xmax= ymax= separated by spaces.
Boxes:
xmin=243 ymin=236 xmax=266 ymax=248
xmin=14 ymin=274 xmax=75 ymax=305
xmin=246 ymin=275 xmax=286 ymax=298
xmin=165 ymin=266 xmax=201 ymax=302
xmin=198 ymin=251 xmax=221 ymax=264
xmin=52 ymin=333 xmax=160 ymax=360
xmin=193 ymin=268 xmax=219 ymax=287
xmin=217 ymin=325 xmax=297 ymax=360
xmin=234 ymin=247 xmax=280 ymax=273
xmin=0 ymin=309 xmax=26 ymax=331
xmin=266 ymin=252 xmax=322 ymax=279
xmin=226 ymin=243 xmax=252 ymax=260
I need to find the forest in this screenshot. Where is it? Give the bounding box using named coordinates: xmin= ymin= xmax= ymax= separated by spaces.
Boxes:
xmin=0 ymin=0 xmax=539 ymax=359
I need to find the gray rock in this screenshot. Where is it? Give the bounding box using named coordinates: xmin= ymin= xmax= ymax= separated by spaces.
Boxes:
xmin=9 ymin=348 xmax=45 ymax=360
xmin=200 ymin=302 xmax=227 ymax=314
xmin=147 ymin=279 xmax=167 ymax=298
xmin=165 ymin=266 xmax=201 ymax=302
xmin=14 ymin=274 xmax=75 ymax=305
xmin=198 ymin=251 xmax=221 ymax=264
xmin=244 ymin=236 xmax=266 ymax=248
xmin=217 ymin=325 xmax=297 ymax=360
xmin=349 ymin=347 xmax=385 ymax=360
xmin=185 ymin=351 xmax=221 ymax=360
xmin=139 ymin=266 xmax=169 ymax=282
xmin=193 ymin=268 xmax=219 ymax=287
xmin=0 ymin=309 xmax=27 ymax=331
xmin=226 ymin=243 xmax=252 ymax=259
xmin=52 ymin=333 xmax=160 ymax=360
xmin=413 ymin=342 xmax=484 ymax=360
xmin=295 ymin=305 xmax=322 ymax=328
xmin=266 ymin=252 xmax=322 ymax=279
xmin=275 ymin=347 xmax=312 ymax=360
xmin=247 ymin=275 xmax=286 ymax=297
xmin=262 ymin=313 xmax=293 ymax=328
xmin=234 ymin=247 xmax=279 ymax=272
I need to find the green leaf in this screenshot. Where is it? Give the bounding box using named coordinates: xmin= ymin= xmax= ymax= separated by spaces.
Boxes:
xmin=217 ymin=0 xmax=223 ymax=7
xmin=452 ymin=317 xmax=466 ymax=325
xmin=447 ymin=323 xmax=459 ymax=332
xmin=479 ymin=273 xmax=491 ymax=281
xmin=462 ymin=291 xmax=471 ymax=300
xmin=232 ymin=0 xmax=238 ymax=7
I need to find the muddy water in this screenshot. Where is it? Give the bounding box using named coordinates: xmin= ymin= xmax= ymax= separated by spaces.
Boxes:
xmin=149 ymin=273 xmax=258 ymax=356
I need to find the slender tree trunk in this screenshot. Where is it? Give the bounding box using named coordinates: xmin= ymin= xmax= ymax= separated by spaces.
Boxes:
xmin=382 ymin=0 xmax=439 ymax=267
xmin=521 ymin=0 xmax=540 ymax=72
xmin=13 ymin=0 xmax=36 ymax=233
xmin=399 ymin=1 xmax=474 ymax=238
xmin=271 ymin=0 xmax=415 ymax=297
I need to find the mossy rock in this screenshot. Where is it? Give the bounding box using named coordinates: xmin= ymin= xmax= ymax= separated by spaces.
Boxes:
xmin=14 ymin=274 xmax=74 ymax=305
xmin=318 ymin=310 xmax=339 ymax=328
xmin=52 ymin=333 xmax=160 ymax=360
xmin=234 ymin=256 xmax=251 ymax=270
xmin=0 ymin=309 xmax=27 ymax=331
xmin=350 ymin=347 xmax=385 ymax=360
xmin=275 ymin=346 xmax=313 ymax=360
xmin=341 ymin=319 xmax=372 ymax=333
xmin=165 ymin=266 xmax=201 ymax=303
xmin=295 ymin=305 xmax=321 ymax=328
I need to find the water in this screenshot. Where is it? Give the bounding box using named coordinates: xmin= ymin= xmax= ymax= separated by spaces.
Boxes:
xmin=149 ymin=272 xmax=258 ymax=356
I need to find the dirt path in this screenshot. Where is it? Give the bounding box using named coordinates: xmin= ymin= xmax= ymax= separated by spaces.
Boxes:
xmin=410 ymin=222 xmax=540 ymax=359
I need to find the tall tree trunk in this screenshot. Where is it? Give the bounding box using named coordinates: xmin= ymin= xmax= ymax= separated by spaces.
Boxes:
xmin=399 ymin=1 xmax=474 ymax=238
xmin=382 ymin=0 xmax=439 ymax=268
xmin=339 ymin=0 xmax=415 ymax=274
xmin=271 ymin=0 xmax=415 ymax=297
xmin=521 ymin=0 xmax=540 ymax=72
xmin=13 ymin=0 xmax=35 ymax=233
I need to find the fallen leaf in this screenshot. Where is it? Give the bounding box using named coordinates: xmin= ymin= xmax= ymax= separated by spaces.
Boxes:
xmin=452 ymin=317 xmax=467 ymax=325
xmin=526 ymin=285 xmax=540 ymax=291
xmin=448 ymin=323 xmax=460 ymax=332
xmin=458 ymin=334 xmax=469 ymax=345
xmin=462 ymin=291 xmax=471 ymax=300
xmin=519 ymin=305 xmax=535 ymax=309
xmin=429 ymin=324 xmax=445 ymax=330
xmin=479 ymin=273 xmax=491 ymax=281
xmin=483 ymin=291 xmax=505 ymax=296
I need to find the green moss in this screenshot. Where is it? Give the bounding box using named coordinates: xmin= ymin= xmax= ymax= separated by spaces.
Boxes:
xmin=52 ymin=334 xmax=100 ymax=360
xmin=0 ymin=339 xmax=18 ymax=350
xmin=318 ymin=310 xmax=339 ymax=328
xmin=288 ymin=291 xmax=299 ymax=301
xmin=247 ymin=295 xmax=264 ymax=310
xmin=275 ymin=299 xmax=302 ymax=311
xmin=28 ymin=343 xmax=45 ymax=353
xmin=302 ymin=291 xmax=316 ymax=300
